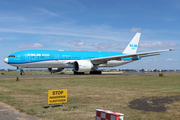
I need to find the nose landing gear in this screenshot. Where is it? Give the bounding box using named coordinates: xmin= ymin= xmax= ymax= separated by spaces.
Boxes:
xmin=20 ymin=70 xmax=25 ymax=75
xmin=17 ymin=67 xmax=25 ymax=76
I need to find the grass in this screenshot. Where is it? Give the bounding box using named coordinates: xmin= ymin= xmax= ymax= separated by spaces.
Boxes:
xmin=0 ymin=74 xmax=180 ymax=120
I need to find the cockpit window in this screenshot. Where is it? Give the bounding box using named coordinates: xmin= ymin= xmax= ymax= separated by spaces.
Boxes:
xmin=8 ymin=55 xmax=15 ymax=58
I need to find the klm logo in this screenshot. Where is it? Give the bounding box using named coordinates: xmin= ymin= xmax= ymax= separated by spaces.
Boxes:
xmin=130 ymin=44 xmax=137 ymax=50
xmin=130 ymin=44 xmax=137 ymax=47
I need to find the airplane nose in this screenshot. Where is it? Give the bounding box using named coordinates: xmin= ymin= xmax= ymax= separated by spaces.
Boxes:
xmin=4 ymin=58 xmax=8 ymax=64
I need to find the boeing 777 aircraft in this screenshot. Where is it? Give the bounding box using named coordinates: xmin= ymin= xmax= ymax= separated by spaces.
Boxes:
xmin=4 ymin=33 xmax=173 ymax=75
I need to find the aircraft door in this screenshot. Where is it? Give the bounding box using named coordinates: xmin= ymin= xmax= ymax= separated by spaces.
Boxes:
xmin=53 ymin=54 xmax=59 ymax=67
xmin=25 ymin=54 xmax=30 ymax=62
xmin=54 ymin=54 xmax=59 ymax=60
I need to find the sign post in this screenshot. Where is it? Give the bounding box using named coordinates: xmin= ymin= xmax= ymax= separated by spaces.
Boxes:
xmin=48 ymin=89 xmax=67 ymax=107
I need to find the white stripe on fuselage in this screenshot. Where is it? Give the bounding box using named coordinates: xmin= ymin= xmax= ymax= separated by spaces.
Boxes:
xmin=9 ymin=60 xmax=69 ymax=68
xmin=9 ymin=60 xmax=136 ymax=68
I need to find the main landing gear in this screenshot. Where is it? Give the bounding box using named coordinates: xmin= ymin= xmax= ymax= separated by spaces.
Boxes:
xmin=74 ymin=71 xmax=84 ymax=75
xmin=90 ymin=71 xmax=102 ymax=74
xmin=73 ymin=71 xmax=102 ymax=75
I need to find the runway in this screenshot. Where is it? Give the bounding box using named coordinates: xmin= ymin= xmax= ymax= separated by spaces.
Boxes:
xmin=0 ymin=72 xmax=179 ymax=78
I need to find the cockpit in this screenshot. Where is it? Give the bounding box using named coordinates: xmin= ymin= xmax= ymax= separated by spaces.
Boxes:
xmin=8 ymin=55 xmax=15 ymax=58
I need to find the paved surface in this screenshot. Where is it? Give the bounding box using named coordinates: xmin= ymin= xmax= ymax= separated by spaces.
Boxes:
xmin=0 ymin=72 xmax=179 ymax=78
xmin=0 ymin=102 xmax=39 ymax=120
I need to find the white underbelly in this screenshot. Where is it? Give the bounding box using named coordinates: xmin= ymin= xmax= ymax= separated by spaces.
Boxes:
xmin=99 ymin=60 xmax=134 ymax=67
xmin=9 ymin=60 xmax=70 ymax=68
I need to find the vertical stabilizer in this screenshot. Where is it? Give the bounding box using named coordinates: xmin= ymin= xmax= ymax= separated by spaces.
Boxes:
xmin=123 ymin=33 xmax=141 ymax=54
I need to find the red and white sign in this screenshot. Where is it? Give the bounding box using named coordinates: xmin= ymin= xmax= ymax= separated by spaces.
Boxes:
xmin=96 ymin=109 xmax=124 ymax=120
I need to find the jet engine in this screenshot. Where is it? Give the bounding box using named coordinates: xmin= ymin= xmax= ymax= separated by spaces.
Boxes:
xmin=48 ymin=68 xmax=64 ymax=73
xmin=73 ymin=60 xmax=93 ymax=72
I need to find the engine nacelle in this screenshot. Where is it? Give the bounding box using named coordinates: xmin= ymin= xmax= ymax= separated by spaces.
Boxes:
xmin=48 ymin=68 xmax=64 ymax=73
xmin=74 ymin=60 xmax=93 ymax=72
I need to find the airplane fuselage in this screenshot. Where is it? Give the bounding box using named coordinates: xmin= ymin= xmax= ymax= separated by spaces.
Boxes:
xmin=5 ymin=50 xmax=139 ymax=68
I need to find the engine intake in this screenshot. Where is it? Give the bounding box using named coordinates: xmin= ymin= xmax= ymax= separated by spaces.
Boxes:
xmin=74 ymin=60 xmax=93 ymax=72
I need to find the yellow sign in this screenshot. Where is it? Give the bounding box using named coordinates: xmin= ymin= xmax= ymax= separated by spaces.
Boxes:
xmin=48 ymin=89 xmax=67 ymax=104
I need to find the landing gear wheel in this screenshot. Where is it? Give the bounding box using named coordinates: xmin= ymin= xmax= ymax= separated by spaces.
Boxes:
xmin=90 ymin=71 xmax=102 ymax=74
xmin=74 ymin=71 xmax=84 ymax=75
xmin=20 ymin=71 xmax=25 ymax=76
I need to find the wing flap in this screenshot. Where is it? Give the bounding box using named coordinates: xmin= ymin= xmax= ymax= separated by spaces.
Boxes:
xmin=140 ymin=53 xmax=161 ymax=58
xmin=91 ymin=49 xmax=173 ymax=64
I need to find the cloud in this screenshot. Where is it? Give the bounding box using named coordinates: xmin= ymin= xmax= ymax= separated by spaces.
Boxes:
xmin=92 ymin=43 xmax=119 ymax=50
xmin=0 ymin=16 xmax=27 ymax=22
xmin=130 ymin=27 xmax=141 ymax=32
xmin=52 ymin=39 xmax=58 ymax=41
xmin=36 ymin=8 xmax=59 ymax=17
xmin=63 ymin=39 xmax=84 ymax=46
xmin=63 ymin=39 xmax=69 ymax=41
xmin=18 ymin=43 xmax=44 ymax=49
xmin=139 ymin=41 xmax=178 ymax=48
xmin=0 ymin=26 xmax=123 ymax=41
xmin=0 ymin=38 xmax=2 ymax=41
xmin=116 ymin=46 xmax=125 ymax=50
xmin=165 ymin=58 xmax=178 ymax=61
xmin=73 ymin=40 xmax=84 ymax=46
xmin=166 ymin=58 xmax=173 ymax=61
xmin=154 ymin=57 xmax=158 ymax=61
xmin=163 ymin=17 xmax=176 ymax=22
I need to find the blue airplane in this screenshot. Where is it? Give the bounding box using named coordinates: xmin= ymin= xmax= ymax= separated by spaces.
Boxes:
xmin=4 ymin=33 xmax=173 ymax=75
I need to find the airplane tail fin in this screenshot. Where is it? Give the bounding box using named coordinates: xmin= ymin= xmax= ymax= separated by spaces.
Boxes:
xmin=123 ymin=33 xmax=141 ymax=54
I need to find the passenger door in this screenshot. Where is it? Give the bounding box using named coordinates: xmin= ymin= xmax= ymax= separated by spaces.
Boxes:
xmin=25 ymin=54 xmax=30 ymax=62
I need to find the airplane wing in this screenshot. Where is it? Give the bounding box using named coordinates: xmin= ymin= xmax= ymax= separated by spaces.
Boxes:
xmin=91 ymin=49 xmax=174 ymax=64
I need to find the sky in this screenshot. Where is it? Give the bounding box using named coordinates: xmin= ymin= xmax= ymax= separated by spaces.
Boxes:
xmin=0 ymin=0 xmax=180 ymax=70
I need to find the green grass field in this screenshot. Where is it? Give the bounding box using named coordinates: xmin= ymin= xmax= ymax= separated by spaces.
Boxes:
xmin=0 ymin=74 xmax=180 ymax=120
